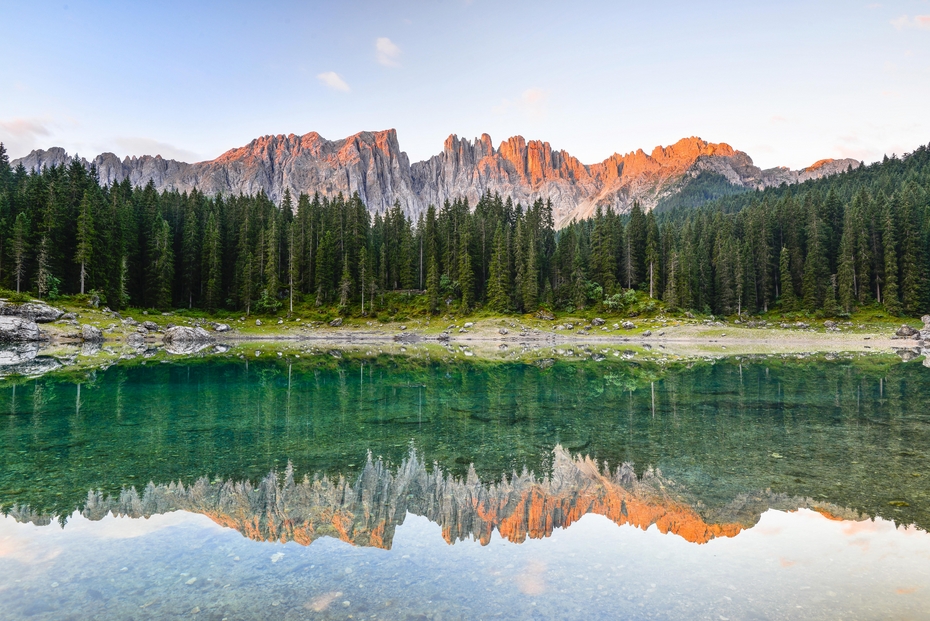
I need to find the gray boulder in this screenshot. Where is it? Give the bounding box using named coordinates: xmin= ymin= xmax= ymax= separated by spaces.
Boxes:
xmin=0 ymin=316 xmax=41 ymax=342
xmin=213 ymin=323 xmax=231 ymax=332
xmin=621 ymin=321 xmax=636 ymax=330
xmin=592 ymin=317 xmax=606 ymax=326
xmin=0 ymin=301 xmax=65 ymax=323
xmin=163 ymin=326 xmax=214 ymax=344
xmin=142 ymin=320 xmax=159 ymax=331
xmin=329 ymin=318 xmax=343 ymax=327
xmin=81 ymin=324 xmax=104 ymax=342
xmin=896 ymin=325 xmax=919 ymax=338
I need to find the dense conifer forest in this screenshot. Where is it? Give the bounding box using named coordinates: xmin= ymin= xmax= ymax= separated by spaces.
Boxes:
xmin=0 ymin=142 xmax=928 ymax=317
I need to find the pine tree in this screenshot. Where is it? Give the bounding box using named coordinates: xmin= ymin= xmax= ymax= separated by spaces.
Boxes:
xmin=36 ymin=235 xmax=51 ymax=299
xmin=645 ymin=211 xmax=660 ymax=298
xmin=202 ymin=211 xmax=222 ymax=311
xmin=180 ymin=200 xmax=200 ymax=308
xmin=664 ymin=251 xmax=679 ymax=309
xmin=522 ymin=232 xmax=539 ymax=311
xmin=75 ymin=191 xmax=95 ymax=294
xmin=898 ymin=189 xmax=928 ymax=314
xmin=837 ymin=214 xmax=857 ymax=313
xmin=882 ymin=198 xmax=901 ymax=314
xmin=779 ymin=247 xmax=797 ymax=310
xmin=802 ymin=215 xmax=830 ymax=310
xmin=358 ymin=246 xmax=368 ymax=315
xmin=10 ymin=212 xmax=29 ymax=293
xmin=425 ymin=205 xmax=440 ymax=312
xmin=338 ymin=257 xmax=352 ymax=308
xmin=626 ymin=202 xmax=647 ymax=288
xmin=147 ymin=214 xmax=174 ymax=309
xmin=263 ymin=216 xmax=279 ymax=306
xmin=459 ymin=225 xmax=475 ymax=311
xmin=486 ymin=223 xmax=511 ymax=312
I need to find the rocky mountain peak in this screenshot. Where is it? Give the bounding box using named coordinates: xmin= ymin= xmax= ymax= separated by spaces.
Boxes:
xmin=10 ymin=130 xmax=861 ymax=227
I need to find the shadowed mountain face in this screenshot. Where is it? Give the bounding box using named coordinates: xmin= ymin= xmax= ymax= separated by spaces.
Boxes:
xmin=7 ymin=446 xmax=863 ymax=549
xmin=10 ymin=132 xmax=859 ymax=227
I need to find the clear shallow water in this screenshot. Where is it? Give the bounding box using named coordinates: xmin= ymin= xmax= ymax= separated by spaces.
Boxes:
xmin=1 ymin=352 xmax=929 ymax=619
xmin=2 ymin=509 xmax=928 ymax=620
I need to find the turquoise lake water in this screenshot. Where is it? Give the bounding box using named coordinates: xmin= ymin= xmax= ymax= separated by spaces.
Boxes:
xmin=0 ymin=351 xmax=928 ymax=619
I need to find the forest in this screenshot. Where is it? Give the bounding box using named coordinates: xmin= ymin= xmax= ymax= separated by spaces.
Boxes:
xmin=0 ymin=141 xmax=928 ymax=318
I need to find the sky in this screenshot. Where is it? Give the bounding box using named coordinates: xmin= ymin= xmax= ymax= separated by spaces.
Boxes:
xmin=1 ymin=0 xmax=928 ymax=170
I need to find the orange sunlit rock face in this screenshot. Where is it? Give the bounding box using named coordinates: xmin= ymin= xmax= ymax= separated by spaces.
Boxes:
xmin=11 ymin=132 xmax=860 ymax=229
xmin=8 ymin=447 xmax=865 ymax=551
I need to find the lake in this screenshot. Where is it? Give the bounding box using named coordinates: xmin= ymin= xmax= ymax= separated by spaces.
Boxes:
xmin=1 ymin=347 xmax=928 ymax=619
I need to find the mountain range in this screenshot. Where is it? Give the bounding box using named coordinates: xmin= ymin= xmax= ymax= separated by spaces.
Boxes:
xmin=9 ymin=446 xmax=861 ymax=549
xmin=11 ymin=130 xmax=860 ymax=228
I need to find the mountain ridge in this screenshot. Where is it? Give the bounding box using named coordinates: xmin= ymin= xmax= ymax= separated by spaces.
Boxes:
xmin=10 ymin=130 xmax=861 ymax=227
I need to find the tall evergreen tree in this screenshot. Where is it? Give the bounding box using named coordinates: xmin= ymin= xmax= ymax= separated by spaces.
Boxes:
xmin=147 ymin=214 xmax=174 ymax=309
xmin=10 ymin=211 xmax=29 ymax=293
xmin=779 ymin=247 xmax=797 ymax=310
xmin=202 ymin=211 xmax=222 ymax=311
xmin=75 ymin=190 xmax=95 ymax=294
xmin=486 ymin=223 xmax=511 ymax=312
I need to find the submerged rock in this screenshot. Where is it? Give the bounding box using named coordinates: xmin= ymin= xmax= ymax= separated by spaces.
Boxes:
xmin=0 ymin=316 xmax=41 ymax=342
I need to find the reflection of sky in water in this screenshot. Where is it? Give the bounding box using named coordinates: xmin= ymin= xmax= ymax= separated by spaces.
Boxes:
xmin=1 ymin=508 xmax=928 ymax=620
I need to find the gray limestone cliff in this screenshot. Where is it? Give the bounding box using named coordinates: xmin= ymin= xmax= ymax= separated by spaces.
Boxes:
xmin=11 ymin=131 xmax=861 ymax=228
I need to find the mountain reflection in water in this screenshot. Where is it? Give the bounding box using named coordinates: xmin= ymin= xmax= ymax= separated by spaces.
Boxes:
xmin=9 ymin=446 xmax=866 ymax=549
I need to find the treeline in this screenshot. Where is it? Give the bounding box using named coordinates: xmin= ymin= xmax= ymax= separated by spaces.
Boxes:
xmin=0 ymin=142 xmax=928 ymax=316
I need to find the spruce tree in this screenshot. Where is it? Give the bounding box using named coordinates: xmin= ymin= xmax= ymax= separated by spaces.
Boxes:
xmin=147 ymin=214 xmax=174 ymax=309
xmin=75 ymin=191 xmax=95 ymax=294
xmin=10 ymin=212 xmax=29 ymax=293
xmin=898 ymin=189 xmax=927 ymax=314
xmin=882 ymin=198 xmax=901 ymax=314
xmin=486 ymin=224 xmax=511 ymax=312
xmin=202 ymin=211 xmax=222 ymax=311
xmin=645 ymin=211 xmax=660 ymax=298
xmin=779 ymin=247 xmax=797 ymax=310
xmin=425 ymin=205 xmax=440 ymax=312
xmin=802 ymin=215 xmax=830 ymax=310
xmin=459 ymin=226 xmax=475 ymax=311
xmin=837 ymin=215 xmax=857 ymax=313
xmin=522 ymin=233 xmax=539 ymax=311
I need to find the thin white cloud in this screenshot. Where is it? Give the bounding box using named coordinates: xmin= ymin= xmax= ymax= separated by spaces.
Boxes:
xmin=317 ymin=71 xmax=351 ymax=92
xmin=891 ymin=15 xmax=930 ymax=30
xmin=113 ymin=137 xmax=201 ymax=162
xmin=0 ymin=117 xmax=52 ymax=158
xmin=376 ymin=37 xmax=401 ymax=67
xmin=493 ymin=88 xmax=549 ymax=120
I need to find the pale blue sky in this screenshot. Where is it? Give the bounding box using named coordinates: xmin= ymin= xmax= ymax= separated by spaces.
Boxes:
xmin=1 ymin=0 xmax=928 ymax=169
